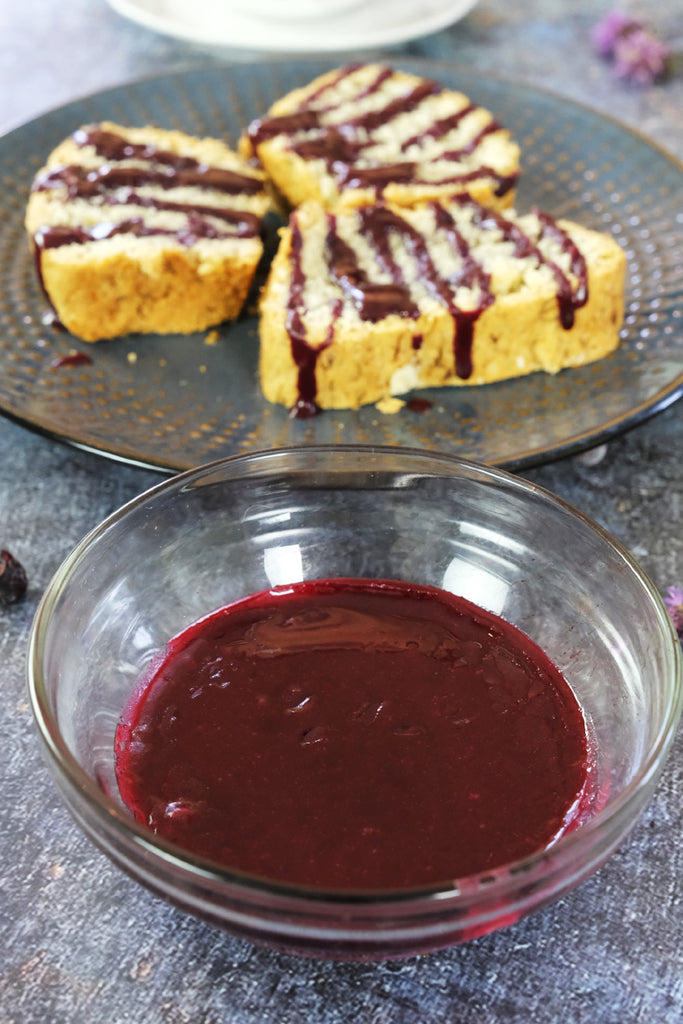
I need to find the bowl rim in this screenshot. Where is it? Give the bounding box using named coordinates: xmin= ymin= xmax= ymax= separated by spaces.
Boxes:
xmin=27 ymin=443 xmax=683 ymax=909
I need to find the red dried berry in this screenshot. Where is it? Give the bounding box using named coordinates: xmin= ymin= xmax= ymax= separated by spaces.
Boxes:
xmin=0 ymin=549 xmax=28 ymax=605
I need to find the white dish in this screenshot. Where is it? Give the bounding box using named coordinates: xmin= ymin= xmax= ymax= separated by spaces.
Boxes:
xmin=231 ymin=0 xmax=365 ymax=20
xmin=106 ymin=0 xmax=479 ymax=51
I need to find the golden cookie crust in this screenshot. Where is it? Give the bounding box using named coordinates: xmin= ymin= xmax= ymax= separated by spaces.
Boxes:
xmin=241 ymin=64 xmax=521 ymax=213
xmin=26 ymin=122 xmax=271 ymax=341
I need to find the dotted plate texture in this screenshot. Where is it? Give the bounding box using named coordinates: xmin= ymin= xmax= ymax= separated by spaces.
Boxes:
xmin=1 ymin=59 xmax=681 ymax=473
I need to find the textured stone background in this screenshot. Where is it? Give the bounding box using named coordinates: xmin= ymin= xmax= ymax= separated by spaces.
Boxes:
xmin=1 ymin=2 xmax=682 ymax=1021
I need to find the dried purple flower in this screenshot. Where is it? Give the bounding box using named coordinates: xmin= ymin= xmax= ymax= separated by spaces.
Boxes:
xmin=591 ymin=9 xmax=669 ymax=85
xmin=0 ymin=549 xmax=28 ymax=606
xmin=664 ymin=586 xmax=683 ymax=638
xmin=613 ymin=27 xmax=669 ymax=85
xmin=591 ymin=10 xmax=640 ymax=57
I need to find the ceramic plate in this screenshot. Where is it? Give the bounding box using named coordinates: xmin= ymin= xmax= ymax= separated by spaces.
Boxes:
xmin=105 ymin=0 xmax=480 ymax=52
xmin=1 ymin=60 xmax=682 ymax=472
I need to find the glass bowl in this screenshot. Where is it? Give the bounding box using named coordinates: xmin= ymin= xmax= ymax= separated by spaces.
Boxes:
xmin=27 ymin=445 xmax=682 ymax=960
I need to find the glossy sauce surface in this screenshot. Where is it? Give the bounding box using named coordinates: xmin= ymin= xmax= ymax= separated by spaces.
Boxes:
xmin=115 ymin=578 xmax=591 ymax=890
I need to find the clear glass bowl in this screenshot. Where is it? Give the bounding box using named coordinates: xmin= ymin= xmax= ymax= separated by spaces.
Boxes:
xmin=27 ymin=446 xmax=682 ymax=960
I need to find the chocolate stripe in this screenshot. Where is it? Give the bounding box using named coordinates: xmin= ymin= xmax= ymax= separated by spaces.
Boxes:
xmin=400 ymin=103 xmax=477 ymax=151
xmin=327 ymin=208 xmax=419 ymax=322
xmin=34 ymin=160 xmax=263 ymax=198
xmin=285 ymin=217 xmax=331 ymax=420
xmin=283 ymin=199 xmax=588 ymax=415
xmin=468 ymin=203 xmax=587 ymax=328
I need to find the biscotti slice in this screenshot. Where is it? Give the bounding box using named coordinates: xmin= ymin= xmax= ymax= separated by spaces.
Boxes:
xmin=241 ymin=63 xmax=520 ymax=212
xmin=258 ymin=197 xmax=626 ymax=415
xmin=26 ymin=122 xmax=272 ymax=341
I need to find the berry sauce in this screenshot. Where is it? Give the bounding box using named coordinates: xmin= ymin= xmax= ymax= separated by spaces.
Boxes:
xmin=114 ymin=578 xmax=591 ymax=891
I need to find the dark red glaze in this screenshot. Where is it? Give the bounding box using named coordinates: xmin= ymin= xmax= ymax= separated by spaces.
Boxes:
xmin=358 ymin=203 xmax=487 ymax=380
xmin=30 ymin=125 xmax=266 ymax=324
xmin=288 ymin=128 xmax=364 ymax=170
xmin=432 ymin=201 xmax=495 ymax=378
xmin=35 ymin=167 xmax=258 ymax=230
xmin=400 ymin=103 xmax=477 ymax=151
xmin=283 ymin=196 xmax=590 ymax=412
xmin=284 ymin=202 xmax=492 ymax=408
xmin=329 ymin=207 xmax=419 ymax=321
xmin=406 ymin=397 xmax=433 ymax=413
xmin=247 ymin=65 xmax=518 ymax=200
xmin=442 ymin=120 xmax=504 ymax=161
xmin=285 ymin=219 xmax=330 ymax=419
xmin=74 ymin=126 xmax=198 ymax=166
xmin=51 ymin=351 xmax=93 ymax=368
xmin=536 ymin=209 xmax=589 ymax=314
xmin=305 ymin=62 xmax=365 ymax=104
xmin=71 ymin=126 xmax=264 ymax=195
xmin=31 ymin=218 xmax=209 ymax=309
xmin=248 ymin=109 xmax=322 ymax=147
xmin=114 ymin=577 xmax=591 ymax=891
xmin=35 ymin=218 xmax=175 ymax=248
xmin=338 ymin=161 xmax=417 ymax=191
xmin=246 ymin=64 xmax=394 ymax=149
xmin=346 ymin=80 xmax=441 ymax=135
xmin=33 ymin=160 xmax=263 ymax=200
xmin=470 ymin=204 xmax=588 ymax=329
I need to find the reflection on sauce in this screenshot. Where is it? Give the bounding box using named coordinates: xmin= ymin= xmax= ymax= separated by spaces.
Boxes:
xmin=115 ymin=577 xmax=592 ymax=890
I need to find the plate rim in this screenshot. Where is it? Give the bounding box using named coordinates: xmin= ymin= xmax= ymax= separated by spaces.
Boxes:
xmin=3 ymin=58 xmax=682 ymax=474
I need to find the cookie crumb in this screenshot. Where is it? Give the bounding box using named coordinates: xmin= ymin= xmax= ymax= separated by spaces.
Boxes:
xmin=375 ymin=396 xmax=406 ymax=415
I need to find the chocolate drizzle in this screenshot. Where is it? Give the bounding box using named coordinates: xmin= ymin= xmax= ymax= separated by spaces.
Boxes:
xmin=327 ymin=210 xmax=418 ymax=322
xmin=345 ymin=80 xmax=441 ymax=135
xmin=284 ymin=198 xmax=590 ymax=414
xmin=442 ymin=121 xmax=504 ymax=161
xmin=248 ymin=109 xmax=321 ymax=148
xmin=247 ymin=64 xmax=519 ymax=200
xmin=468 ymin=203 xmax=588 ymax=328
xmin=33 ymin=158 xmax=263 ymax=200
xmin=248 ymin=64 xmax=396 ymax=148
xmin=72 ymin=126 xmax=264 ymax=194
xmin=535 ymin=210 xmax=589 ymax=317
xmin=31 ymin=218 xmax=185 ymax=312
xmin=285 ymin=219 xmax=331 ymax=419
xmin=400 ymin=104 xmax=477 ymax=152
xmin=33 ymin=164 xmax=260 ymax=238
xmin=30 ymin=125 xmax=266 ymax=321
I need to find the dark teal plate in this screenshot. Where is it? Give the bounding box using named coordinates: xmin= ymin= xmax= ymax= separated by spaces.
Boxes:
xmin=1 ymin=59 xmax=681 ymax=472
